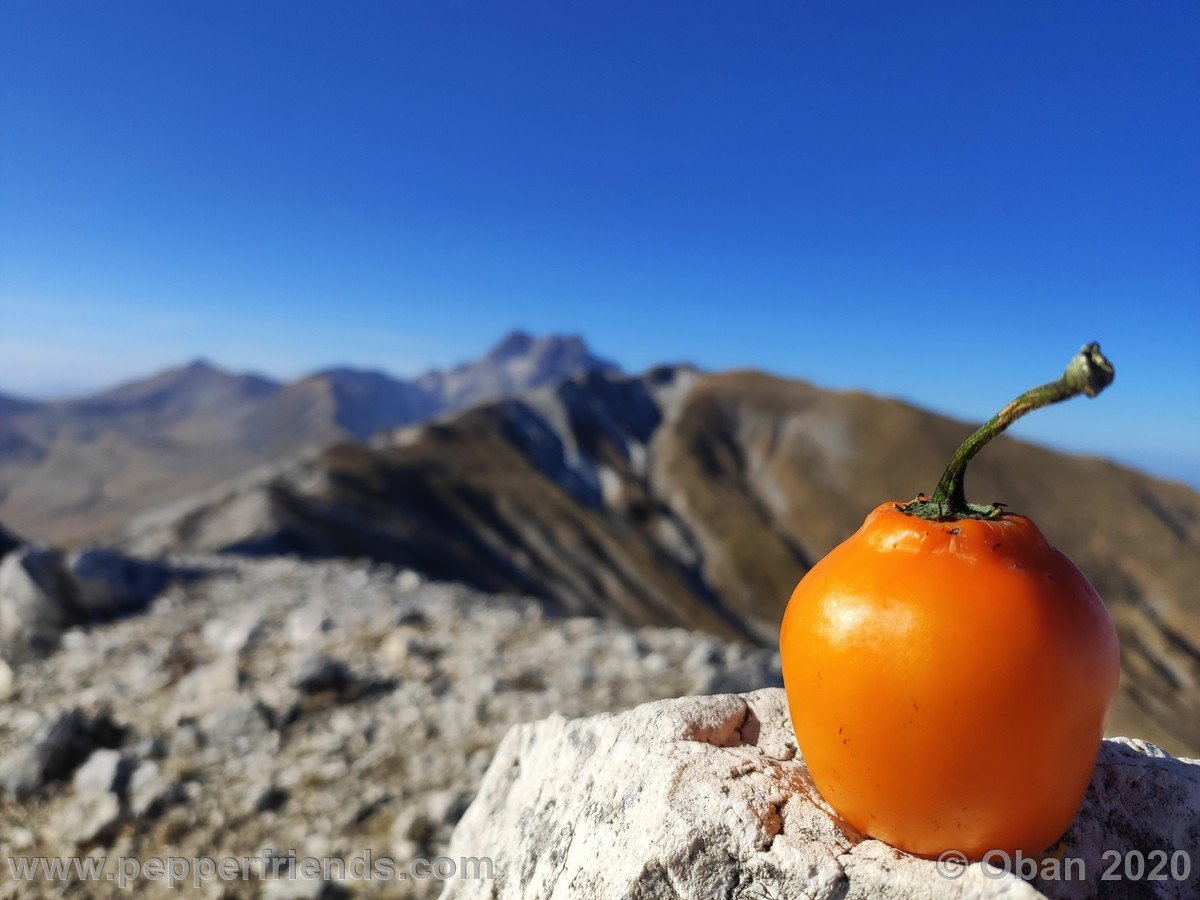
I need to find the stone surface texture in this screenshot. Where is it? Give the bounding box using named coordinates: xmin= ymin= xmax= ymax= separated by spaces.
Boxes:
xmin=0 ymin=555 xmax=779 ymax=898
xmin=444 ymin=688 xmax=1200 ymax=900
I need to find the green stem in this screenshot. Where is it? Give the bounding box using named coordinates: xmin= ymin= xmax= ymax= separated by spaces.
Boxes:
xmin=901 ymin=342 xmax=1115 ymax=521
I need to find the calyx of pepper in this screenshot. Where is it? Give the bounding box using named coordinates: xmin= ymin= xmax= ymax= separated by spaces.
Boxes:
xmin=899 ymin=342 xmax=1115 ymax=522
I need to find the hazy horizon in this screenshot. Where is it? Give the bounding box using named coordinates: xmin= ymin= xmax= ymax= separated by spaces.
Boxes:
xmin=2 ymin=327 xmax=1197 ymax=491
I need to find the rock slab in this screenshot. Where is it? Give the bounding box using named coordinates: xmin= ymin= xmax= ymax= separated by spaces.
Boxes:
xmin=0 ymin=545 xmax=170 ymax=650
xmin=443 ymin=688 xmax=1200 ymax=899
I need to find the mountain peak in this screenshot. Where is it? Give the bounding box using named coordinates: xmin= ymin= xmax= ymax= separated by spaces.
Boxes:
xmin=84 ymin=359 xmax=280 ymax=415
xmin=183 ymin=357 xmax=219 ymax=372
xmin=305 ymin=366 xmax=394 ymax=384
xmin=142 ymin=359 xmax=231 ymax=391
xmin=417 ymin=331 xmax=618 ymax=412
xmin=482 ymin=331 xmax=603 ymax=366
xmin=485 ymin=330 xmax=538 ymax=362
xmin=144 ymin=358 xmax=237 ymax=389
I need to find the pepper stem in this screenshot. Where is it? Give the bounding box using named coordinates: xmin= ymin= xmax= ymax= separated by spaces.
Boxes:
xmin=900 ymin=343 xmax=1115 ymax=521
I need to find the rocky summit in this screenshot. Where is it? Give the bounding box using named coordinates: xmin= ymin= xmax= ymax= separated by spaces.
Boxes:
xmin=445 ymin=688 xmax=1200 ymax=900
xmin=0 ymin=553 xmax=779 ymax=898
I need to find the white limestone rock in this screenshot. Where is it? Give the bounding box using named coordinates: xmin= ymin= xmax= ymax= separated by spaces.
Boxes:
xmin=44 ymin=748 xmax=126 ymax=846
xmin=0 ymin=547 xmax=76 ymax=643
xmin=0 ymin=545 xmax=170 ymax=651
xmin=0 ymin=655 xmax=14 ymax=701
xmin=443 ymin=688 xmax=1200 ymax=899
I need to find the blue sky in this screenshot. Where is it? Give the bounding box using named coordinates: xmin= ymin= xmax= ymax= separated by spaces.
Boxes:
xmin=1 ymin=2 xmax=1197 ymax=484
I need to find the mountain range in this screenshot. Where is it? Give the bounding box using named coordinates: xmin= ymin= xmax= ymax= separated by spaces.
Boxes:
xmin=0 ymin=332 xmax=614 ymax=544
xmin=120 ymin=361 xmax=1200 ymax=756
xmin=3 ymin=333 xmax=1199 ymax=755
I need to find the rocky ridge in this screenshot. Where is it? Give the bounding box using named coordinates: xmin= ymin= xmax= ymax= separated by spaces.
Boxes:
xmin=0 ymin=554 xmax=779 ymax=897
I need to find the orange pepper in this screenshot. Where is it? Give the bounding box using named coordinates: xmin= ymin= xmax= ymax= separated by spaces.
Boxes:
xmin=780 ymin=344 xmax=1120 ymax=859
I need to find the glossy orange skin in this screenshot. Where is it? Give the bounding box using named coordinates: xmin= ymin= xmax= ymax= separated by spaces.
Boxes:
xmin=780 ymin=503 xmax=1120 ymax=859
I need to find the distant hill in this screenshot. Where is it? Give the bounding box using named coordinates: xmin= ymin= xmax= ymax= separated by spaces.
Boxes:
xmin=0 ymin=332 xmax=615 ymax=544
xmin=125 ymin=366 xmax=1200 ymax=757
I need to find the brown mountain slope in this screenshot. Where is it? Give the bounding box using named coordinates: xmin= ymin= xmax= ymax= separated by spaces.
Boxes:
xmin=126 ymin=368 xmax=1200 ymax=755
xmin=0 ymin=362 xmax=282 ymax=543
